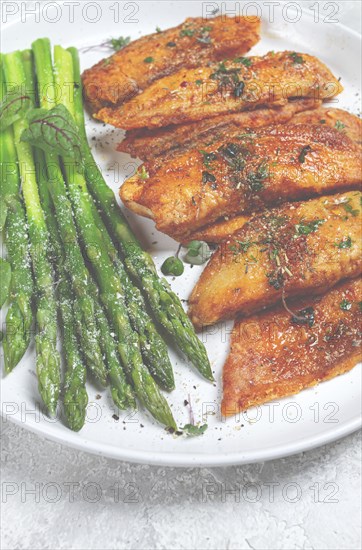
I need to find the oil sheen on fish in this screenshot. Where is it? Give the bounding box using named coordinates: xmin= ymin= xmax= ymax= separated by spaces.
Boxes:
xmin=188 ymin=191 xmax=362 ymax=328
xmin=120 ymin=124 xmax=362 ymax=242
xmin=221 ymin=278 xmax=362 ymax=416
xmin=82 ymin=16 xmax=260 ymax=112
xmin=97 ymin=51 xmax=343 ymax=129
xmin=181 ymin=108 xmax=362 ymax=243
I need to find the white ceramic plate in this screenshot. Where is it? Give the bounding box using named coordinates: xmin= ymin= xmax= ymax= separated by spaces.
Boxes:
xmin=1 ymin=1 xmax=361 ymax=466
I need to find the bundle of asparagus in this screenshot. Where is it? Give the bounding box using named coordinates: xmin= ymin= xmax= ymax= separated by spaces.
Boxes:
xmin=0 ymin=40 xmax=212 ymax=432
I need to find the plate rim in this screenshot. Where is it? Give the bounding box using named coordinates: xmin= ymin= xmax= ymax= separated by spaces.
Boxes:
xmin=2 ymin=410 xmax=361 ymax=467
xmin=1 ymin=2 xmax=361 ymax=466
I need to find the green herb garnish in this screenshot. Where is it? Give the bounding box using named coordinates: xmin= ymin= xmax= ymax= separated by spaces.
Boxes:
xmin=144 ymin=56 xmax=154 ymax=63
xmin=161 ymin=257 xmax=184 ymax=277
xmin=200 ymin=150 xmax=217 ymax=168
xmin=219 ymin=143 xmax=240 ymax=158
xmin=195 ymin=79 xmax=203 ymax=86
xmin=182 ymin=423 xmax=208 ymax=437
xmin=234 ymin=57 xmax=252 ymax=67
xmin=340 ymin=299 xmax=352 ymax=311
xmin=335 ymin=120 xmax=346 ymax=131
xmin=186 ymin=241 xmax=203 ymax=257
xmin=20 ymin=105 xmax=83 ymax=170
xmin=290 ymin=52 xmax=304 ymax=64
xmin=234 ymin=81 xmax=245 ymax=97
xmin=267 ymin=271 xmax=285 ymax=290
xmin=202 ymin=171 xmax=217 ymax=184
xmin=335 ymin=236 xmax=352 ymax=249
xmin=342 ymin=200 xmax=359 ymax=217
xmin=184 ymin=241 xmax=212 ymax=265
xmin=0 ymin=91 xmax=32 ymax=130
xmin=156 ymin=26 xmax=162 ymax=33
xmin=210 ymin=62 xmax=244 ymax=97
xmin=298 ymin=145 xmax=312 ymax=163
xmin=295 ymin=219 xmax=325 ymax=236
xmin=229 ymin=240 xmax=253 ymax=254
xmin=139 ymin=166 xmax=149 ymax=180
xmin=110 ymin=36 xmax=131 ymax=51
xmin=218 ymin=142 xmax=247 ymax=172
xmin=166 ymin=41 xmax=176 ymax=47
xmin=246 ymin=162 xmax=268 ymax=192
xmin=180 ymin=28 xmax=195 ymax=37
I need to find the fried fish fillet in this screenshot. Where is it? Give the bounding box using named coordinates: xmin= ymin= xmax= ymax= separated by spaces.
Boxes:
xmin=119 ymin=103 xmax=361 ymax=161
xmin=185 ymin=109 xmax=362 ymax=244
xmin=221 ymin=278 xmax=362 ymax=416
xmin=292 ymin=106 xmax=362 ymax=145
xmin=188 ymin=215 xmax=250 ymax=244
xmin=82 ymin=16 xmax=260 ymax=112
xmin=98 ymin=51 xmax=343 ymax=129
xmin=118 ymin=98 xmax=320 ymax=159
xmin=189 ymin=191 xmax=362 ymax=328
xmin=120 ymin=124 xmax=362 ymax=242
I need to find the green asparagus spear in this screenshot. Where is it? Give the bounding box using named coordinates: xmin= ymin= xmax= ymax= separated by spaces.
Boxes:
xmin=51 ymin=43 xmax=176 ymax=428
xmin=88 ymin=200 xmax=175 ymax=391
xmin=35 ymin=147 xmax=88 ymax=431
xmin=1 ymin=194 xmax=33 ymax=373
xmin=67 ymin=158 xmax=177 ymax=426
xmin=0 ymin=259 xmax=11 ymax=308
xmin=0 ymin=59 xmax=33 ymax=373
xmin=68 ymin=47 xmax=213 ymax=382
xmin=61 ymin=292 xmax=88 ymax=431
xmin=31 ymin=39 xmax=108 ymax=387
xmin=88 ymin=276 xmax=136 ymax=410
xmin=3 ymin=51 xmax=60 ymax=414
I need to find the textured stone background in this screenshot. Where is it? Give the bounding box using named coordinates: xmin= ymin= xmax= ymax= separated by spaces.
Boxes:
xmin=1 ymin=422 xmax=361 ymax=550
xmin=1 ymin=2 xmax=361 ymax=549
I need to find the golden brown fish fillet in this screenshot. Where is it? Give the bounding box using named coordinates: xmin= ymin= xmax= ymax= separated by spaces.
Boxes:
xmin=120 ymin=124 xmax=362 ymax=242
xmin=292 ymin=106 xmax=362 ymax=144
xmin=186 ymin=109 xmax=362 ymax=243
xmin=187 ymin=215 xmax=250 ymax=244
xmin=119 ymin=103 xmax=361 ymax=161
xmin=118 ymin=98 xmax=320 ymax=159
xmin=189 ymin=191 xmax=362 ymax=328
xmin=183 ymin=109 xmax=362 ymax=244
xmin=82 ymin=16 xmax=260 ymax=112
xmin=98 ymin=51 xmax=343 ymax=129
xmin=221 ymin=278 xmax=362 ymax=417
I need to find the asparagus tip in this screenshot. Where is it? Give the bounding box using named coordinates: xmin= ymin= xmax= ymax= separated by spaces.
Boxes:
xmin=3 ymin=343 xmax=26 ymax=374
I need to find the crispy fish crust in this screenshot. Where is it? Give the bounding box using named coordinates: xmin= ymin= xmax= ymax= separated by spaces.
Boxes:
xmin=118 ymin=99 xmax=320 ymax=159
xmin=292 ymin=106 xmax=362 ymax=145
xmin=188 ymin=191 xmax=362 ymax=328
xmin=221 ymin=278 xmax=362 ymax=416
xmin=120 ymin=124 xmax=362 ymax=242
xmin=182 ymin=108 xmax=362 ymax=243
xmin=188 ymin=215 xmax=250 ymax=244
xmin=119 ymin=103 xmax=361 ymax=161
xmin=82 ymin=16 xmax=260 ymax=112
xmin=97 ymin=51 xmax=343 ymax=129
